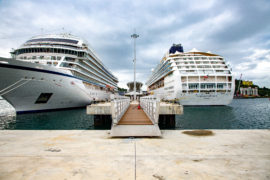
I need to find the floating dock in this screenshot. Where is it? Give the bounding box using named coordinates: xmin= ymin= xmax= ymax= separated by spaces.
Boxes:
xmin=0 ymin=130 xmax=269 ymax=179
xmin=87 ymin=96 xmax=183 ymax=137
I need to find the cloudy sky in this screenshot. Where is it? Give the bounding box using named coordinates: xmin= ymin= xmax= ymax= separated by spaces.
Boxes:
xmin=0 ymin=0 xmax=270 ymax=88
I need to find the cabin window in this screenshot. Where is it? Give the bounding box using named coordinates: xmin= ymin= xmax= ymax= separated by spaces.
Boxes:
xmin=78 ymin=52 xmax=84 ymax=57
xmin=189 ymin=83 xmax=198 ymax=89
xmin=65 ymin=57 xmax=75 ymax=62
xmin=206 ymin=84 xmax=215 ymax=89
xmin=201 ymin=84 xmax=206 ymax=89
xmin=217 ymin=84 xmax=224 ymax=89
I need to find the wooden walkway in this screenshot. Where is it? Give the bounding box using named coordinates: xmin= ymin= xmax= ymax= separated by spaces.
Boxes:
xmin=110 ymin=102 xmax=161 ymax=137
xmin=118 ymin=104 xmax=153 ymax=125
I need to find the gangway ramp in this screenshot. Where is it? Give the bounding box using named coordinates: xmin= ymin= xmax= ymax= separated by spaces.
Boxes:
xmin=110 ymin=102 xmax=161 ymax=137
xmin=86 ymin=95 xmax=183 ymax=137
xmin=118 ymin=104 xmax=152 ymax=125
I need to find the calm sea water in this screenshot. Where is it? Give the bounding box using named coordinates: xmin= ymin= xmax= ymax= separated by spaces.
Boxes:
xmin=1 ymin=98 xmax=269 ymax=130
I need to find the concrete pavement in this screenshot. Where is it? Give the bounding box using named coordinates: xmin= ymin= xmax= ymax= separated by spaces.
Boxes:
xmin=0 ymin=130 xmax=269 ymax=179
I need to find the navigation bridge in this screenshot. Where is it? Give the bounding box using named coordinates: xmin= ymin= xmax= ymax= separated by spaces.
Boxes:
xmin=87 ymin=95 xmax=183 ymax=137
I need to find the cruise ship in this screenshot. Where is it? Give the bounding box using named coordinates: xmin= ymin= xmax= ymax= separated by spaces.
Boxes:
xmin=146 ymin=44 xmax=235 ymax=105
xmin=0 ymin=34 xmax=118 ymax=113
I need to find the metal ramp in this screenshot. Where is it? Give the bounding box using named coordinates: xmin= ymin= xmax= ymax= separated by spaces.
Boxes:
xmin=110 ymin=100 xmax=161 ymax=137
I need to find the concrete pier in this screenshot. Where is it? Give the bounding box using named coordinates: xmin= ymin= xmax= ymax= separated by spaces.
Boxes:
xmin=87 ymin=100 xmax=183 ymax=136
xmin=87 ymin=102 xmax=112 ymax=115
xmin=0 ymin=130 xmax=269 ymax=179
xmin=86 ymin=101 xmax=183 ymax=116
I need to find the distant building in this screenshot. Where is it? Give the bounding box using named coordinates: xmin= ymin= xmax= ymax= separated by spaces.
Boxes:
xmin=126 ymin=81 xmax=143 ymax=93
xmin=240 ymin=87 xmax=258 ymax=97
xmin=125 ymin=81 xmax=144 ymax=100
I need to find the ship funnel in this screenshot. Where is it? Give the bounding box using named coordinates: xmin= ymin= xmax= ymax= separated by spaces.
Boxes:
xmin=169 ymin=43 xmax=184 ymax=54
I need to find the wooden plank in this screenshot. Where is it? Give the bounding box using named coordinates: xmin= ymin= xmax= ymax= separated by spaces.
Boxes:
xmin=118 ymin=104 xmax=153 ymax=125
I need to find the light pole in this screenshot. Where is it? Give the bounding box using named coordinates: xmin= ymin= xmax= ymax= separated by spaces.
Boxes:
xmin=131 ymin=32 xmax=139 ymax=101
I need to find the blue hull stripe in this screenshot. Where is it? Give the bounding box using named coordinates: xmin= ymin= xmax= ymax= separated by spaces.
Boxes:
xmin=0 ymin=62 xmax=105 ymax=88
xmin=17 ymin=106 xmax=87 ymax=114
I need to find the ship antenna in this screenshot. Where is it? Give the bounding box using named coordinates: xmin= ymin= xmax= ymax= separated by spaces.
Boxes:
xmin=131 ymin=29 xmax=139 ymax=101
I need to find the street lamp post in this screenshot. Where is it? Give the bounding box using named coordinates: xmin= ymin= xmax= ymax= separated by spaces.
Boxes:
xmin=131 ymin=32 xmax=139 ymax=101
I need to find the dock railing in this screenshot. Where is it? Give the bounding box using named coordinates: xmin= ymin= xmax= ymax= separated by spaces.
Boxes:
xmin=140 ymin=95 xmax=160 ymax=125
xmin=110 ymin=95 xmax=130 ymax=125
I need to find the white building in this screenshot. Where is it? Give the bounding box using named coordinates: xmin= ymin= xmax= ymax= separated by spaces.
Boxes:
xmin=240 ymin=87 xmax=258 ymax=96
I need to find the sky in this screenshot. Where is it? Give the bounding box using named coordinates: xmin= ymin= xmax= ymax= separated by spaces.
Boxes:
xmin=0 ymin=0 xmax=270 ymax=89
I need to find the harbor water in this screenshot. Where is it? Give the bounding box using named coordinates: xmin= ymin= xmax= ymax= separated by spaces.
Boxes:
xmin=0 ymin=98 xmax=269 ymax=130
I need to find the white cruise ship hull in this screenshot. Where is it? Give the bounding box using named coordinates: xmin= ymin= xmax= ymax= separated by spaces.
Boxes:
xmin=0 ymin=58 xmax=110 ymax=113
xmin=151 ymin=87 xmax=234 ymax=106
xmin=177 ymin=92 xmax=234 ymax=106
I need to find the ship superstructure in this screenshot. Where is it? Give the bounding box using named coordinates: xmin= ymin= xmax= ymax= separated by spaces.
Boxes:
xmin=146 ymin=44 xmax=235 ymax=105
xmin=0 ymin=34 xmax=118 ymax=112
